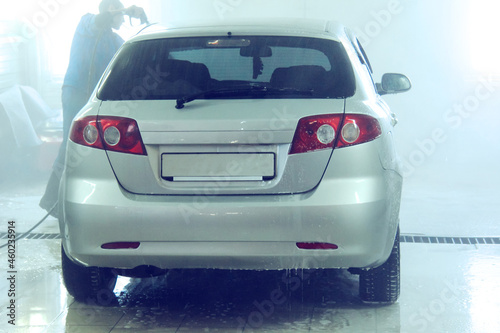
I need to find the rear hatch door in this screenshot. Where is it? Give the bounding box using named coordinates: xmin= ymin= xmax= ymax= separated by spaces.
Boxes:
xmin=100 ymin=98 xmax=345 ymax=195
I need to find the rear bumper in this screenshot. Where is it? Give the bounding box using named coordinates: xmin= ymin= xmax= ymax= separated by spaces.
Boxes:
xmin=59 ymin=142 xmax=402 ymax=270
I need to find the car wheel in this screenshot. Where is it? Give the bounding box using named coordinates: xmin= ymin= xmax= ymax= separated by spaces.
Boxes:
xmin=359 ymin=227 xmax=400 ymax=304
xmin=61 ymin=244 xmax=118 ymax=305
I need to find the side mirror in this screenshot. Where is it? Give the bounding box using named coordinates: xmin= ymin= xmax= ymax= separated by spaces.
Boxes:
xmin=377 ymin=73 xmax=411 ymax=95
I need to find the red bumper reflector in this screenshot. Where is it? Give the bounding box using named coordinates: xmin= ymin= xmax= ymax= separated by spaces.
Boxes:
xmin=101 ymin=242 xmax=140 ymax=250
xmin=296 ymin=242 xmax=338 ymax=250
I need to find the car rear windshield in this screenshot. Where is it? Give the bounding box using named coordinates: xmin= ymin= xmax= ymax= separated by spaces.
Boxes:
xmin=97 ymin=36 xmax=355 ymax=101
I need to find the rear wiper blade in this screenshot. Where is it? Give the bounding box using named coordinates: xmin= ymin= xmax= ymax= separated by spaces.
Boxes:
xmin=175 ymin=85 xmax=251 ymax=109
xmin=175 ymin=84 xmax=313 ymax=109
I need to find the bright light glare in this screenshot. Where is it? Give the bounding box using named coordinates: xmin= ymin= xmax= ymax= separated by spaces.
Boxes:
xmin=15 ymin=0 xmax=150 ymax=77
xmin=468 ymin=0 xmax=500 ymax=74
xmin=468 ymin=252 xmax=500 ymax=333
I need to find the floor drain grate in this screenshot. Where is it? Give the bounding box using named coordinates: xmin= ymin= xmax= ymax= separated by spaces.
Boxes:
xmin=0 ymin=232 xmax=61 ymax=240
xmin=401 ymin=235 xmax=500 ymax=245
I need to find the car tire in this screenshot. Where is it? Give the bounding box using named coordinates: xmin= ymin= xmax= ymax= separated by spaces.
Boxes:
xmin=61 ymin=244 xmax=118 ymax=305
xmin=359 ymin=227 xmax=400 ymax=304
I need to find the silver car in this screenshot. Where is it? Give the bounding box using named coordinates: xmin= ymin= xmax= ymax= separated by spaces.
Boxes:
xmin=59 ymin=19 xmax=411 ymax=304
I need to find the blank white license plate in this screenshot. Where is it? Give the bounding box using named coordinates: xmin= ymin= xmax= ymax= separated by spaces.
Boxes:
xmin=161 ymin=153 xmax=275 ymax=181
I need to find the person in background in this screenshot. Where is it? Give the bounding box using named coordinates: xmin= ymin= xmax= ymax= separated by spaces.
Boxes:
xmin=39 ymin=0 xmax=147 ymax=215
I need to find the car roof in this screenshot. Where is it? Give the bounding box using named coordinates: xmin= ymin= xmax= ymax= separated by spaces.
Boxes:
xmin=129 ymin=18 xmax=347 ymax=43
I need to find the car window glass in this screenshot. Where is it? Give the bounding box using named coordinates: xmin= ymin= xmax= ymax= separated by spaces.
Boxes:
xmin=357 ymin=40 xmax=374 ymax=74
xmin=97 ymin=36 xmax=355 ymax=101
xmin=170 ymin=47 xmax=331 ymax=82
xmin=353 ymin=38 xmax=376 ymax=89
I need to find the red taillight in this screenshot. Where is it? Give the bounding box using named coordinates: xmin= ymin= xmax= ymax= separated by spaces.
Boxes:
xmin=338 ymin=114 xmax=381 ymax=148
xmin=296 ymin=242 xmax=338 ymax=250
xmin=289 ymin=114 xmax=381 ymax=154
xmin=101 ymin=242 xmax=140 ymax=249
xmin=70 ymin=116 xmax=146 ymax=155
xmin=289 ymin=114 xmax=342 ymax=154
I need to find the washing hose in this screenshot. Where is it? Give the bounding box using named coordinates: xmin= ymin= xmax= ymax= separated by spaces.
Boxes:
xmin=0 ymin=202 xmax=57 ymax=249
